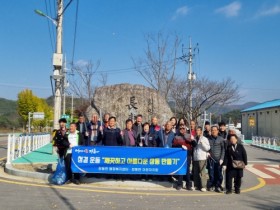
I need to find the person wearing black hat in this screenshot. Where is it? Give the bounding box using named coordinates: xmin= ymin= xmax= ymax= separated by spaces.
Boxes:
xmin=203 ymin=121 xmax=211 ymax=138
xmin=52 ymin=118 xmax=69 ymax=158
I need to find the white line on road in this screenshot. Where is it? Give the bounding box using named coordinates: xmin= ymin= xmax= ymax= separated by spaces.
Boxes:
xmin=246 ymin=165 xmax=275 ymax=179
xmin=265 ymin=164 xmax=280 ymax=168
xmin=265 ymin=167 xmax=280 ymax=175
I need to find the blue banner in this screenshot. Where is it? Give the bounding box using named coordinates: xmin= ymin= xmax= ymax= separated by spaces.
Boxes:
xmin=71 ymin=146 xmax=187 ymax=175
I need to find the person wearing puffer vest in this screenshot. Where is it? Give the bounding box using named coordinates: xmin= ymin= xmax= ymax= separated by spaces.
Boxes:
xmin=207 ymin=125 xmax=225 ymax=192
xmin=192 ymin=126 xmax=210 ymax=192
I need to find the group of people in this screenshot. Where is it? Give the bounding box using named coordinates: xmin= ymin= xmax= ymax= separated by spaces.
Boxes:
xmin=52 ymin=113 xmax=247 ymax=195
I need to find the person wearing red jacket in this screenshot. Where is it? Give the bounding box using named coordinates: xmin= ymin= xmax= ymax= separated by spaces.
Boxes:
xmin=173 ymin=125 xmax=197 ymax=190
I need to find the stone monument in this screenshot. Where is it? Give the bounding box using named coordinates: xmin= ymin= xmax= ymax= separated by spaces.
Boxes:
xmin=86 ymin=83 xmax=173 ymax=128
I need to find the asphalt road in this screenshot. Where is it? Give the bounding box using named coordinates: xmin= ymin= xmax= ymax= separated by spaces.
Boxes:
xmin=0 ymin=145 xmax=279 ymax=210
xmin=0 ymin=135 xmax=7 ymax=160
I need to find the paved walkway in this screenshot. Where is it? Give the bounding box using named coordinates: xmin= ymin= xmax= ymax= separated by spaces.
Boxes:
xmin=12 ymin=143 xmax=58 ymax=164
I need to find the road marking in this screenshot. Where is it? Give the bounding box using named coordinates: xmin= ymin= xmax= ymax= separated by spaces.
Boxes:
xmin=265 ymin=167 xmax=280 ymax=176
xmin=246 ymin=165 xmax=275 ymax=179
xmin=265 ymin=164 xmax=280 ymax=168
xmin=241 ymin=178 xmax=266 ymax=193
xmin=0 ymin=177 xmax=266 ymax=196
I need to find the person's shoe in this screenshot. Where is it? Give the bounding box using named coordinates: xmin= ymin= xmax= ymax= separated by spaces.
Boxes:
xmin=207 ymin=187 xmax=214 ymax=192
xmin=219 ymin=186 xmax=224 ymax=191
xmin=235 ymin=189 xmax=240 ymax=194
xmin=186 ymin=186 xmax=195 ymax=191
xmin=201 ymin=188 xmax=207 ymax=192
xmin=176 ymin=185 xmax=182 ymax=191
xmin=215 ymin=187 xmax=222 ymax=193
xmin=226 ymin=190 xmax=232 ymax=194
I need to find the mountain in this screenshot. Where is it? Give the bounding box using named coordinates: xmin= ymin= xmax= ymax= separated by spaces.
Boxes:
xmin=0 ymin=98 xmax=20 ymax=129
xmin=0 ymin=98 xmax=17 ymax=115
xmin=209 ymin=102 xmax=260 ymax=115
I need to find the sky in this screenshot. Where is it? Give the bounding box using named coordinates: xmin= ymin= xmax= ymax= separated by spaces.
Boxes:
xmin=0 ymin=0 xmax=280 ymax=104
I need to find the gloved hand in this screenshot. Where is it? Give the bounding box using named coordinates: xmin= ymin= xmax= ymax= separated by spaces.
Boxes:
xmin=182 ymin=145 xmax=188 ymax=150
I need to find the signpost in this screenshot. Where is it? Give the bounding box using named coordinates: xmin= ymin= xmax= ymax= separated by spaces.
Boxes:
xmin=28 ymin=112 xmax=45 ymax=133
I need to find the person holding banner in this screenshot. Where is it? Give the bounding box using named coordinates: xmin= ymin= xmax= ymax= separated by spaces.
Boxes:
xmin=98 ymin=116 xmax=123 ymax=146
xmin=137 ymin=122 xmax=157 ymax=147
xmin=173 ymin=125 xmax=196 ymax=190
xmin=64 ymin=122 xmax=84 ymax=184
xmin=122 ymin=119 xmax=137 ymax=147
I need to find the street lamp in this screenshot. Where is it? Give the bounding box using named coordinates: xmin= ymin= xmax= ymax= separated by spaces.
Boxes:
xmin=35 ymin=0 xmax=64 ymax=130
xmin=34 ymin=9 xmax=57 ymax=26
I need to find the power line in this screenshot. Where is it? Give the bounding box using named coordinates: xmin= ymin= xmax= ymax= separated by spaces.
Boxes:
xmin=44 ymin=0 xmax=54 ymax=52
xmin=71 ymin=0 xmax=79 ymax=67
xmin=48 ymin=0 xmax=56 ymax=48
xmin=59 ymin=0 xmax=74 ymax=17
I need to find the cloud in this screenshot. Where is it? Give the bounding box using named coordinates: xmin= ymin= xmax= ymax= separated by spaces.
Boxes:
xmin=255 ymin=5 xmax=280 ymax=18
xmin=172 ymin=6 xmax=189 ymax=20
xmin=215 ymin=1 xmax=241 ymax=17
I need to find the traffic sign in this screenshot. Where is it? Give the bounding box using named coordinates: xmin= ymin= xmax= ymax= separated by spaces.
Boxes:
xmin=33 ymin=112 xmax=45 ymax=119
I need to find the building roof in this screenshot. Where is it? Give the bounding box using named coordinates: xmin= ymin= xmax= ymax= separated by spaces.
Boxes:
xmin=241 ymin=99 xmax=280 ymax=112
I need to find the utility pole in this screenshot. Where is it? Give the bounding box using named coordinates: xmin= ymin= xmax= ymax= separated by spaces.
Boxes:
xmin=53 ymin=0 xmax=64 ymax=129
xmin=180 ymin=37 xmax=197 ymax=123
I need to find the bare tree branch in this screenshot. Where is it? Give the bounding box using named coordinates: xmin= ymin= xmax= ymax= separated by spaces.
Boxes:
xmin=171 ymin=77 xmax=240 ymax=122
xmin=133 ymin=31 xmax=181 ymax=100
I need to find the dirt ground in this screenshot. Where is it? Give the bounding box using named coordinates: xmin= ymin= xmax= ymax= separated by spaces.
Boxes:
xmin=12 ymin=163 xmax=56 ymax=174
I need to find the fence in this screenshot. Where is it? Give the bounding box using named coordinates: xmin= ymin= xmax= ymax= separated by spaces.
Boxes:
xmin=251 ymin=136 xmax=280 ymax=151
xmin=6 ymin=133 xmax=51 ymax=164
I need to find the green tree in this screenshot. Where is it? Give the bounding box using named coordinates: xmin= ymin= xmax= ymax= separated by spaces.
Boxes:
xmin=17 ymin=89 xmax=38 ymax=125
xmin=17 ymin=89 xmax=53 ymax=131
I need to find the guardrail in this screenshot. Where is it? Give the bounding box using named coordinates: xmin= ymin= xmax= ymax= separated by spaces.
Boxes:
xmin=252 ymin=136 xmax=280 ymax=151
xmin=6 ymin=133 xmax=51 ymax=164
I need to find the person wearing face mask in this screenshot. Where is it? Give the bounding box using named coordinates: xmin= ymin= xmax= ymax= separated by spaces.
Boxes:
xmin=224 ymin=134 xmax=247 ymax=194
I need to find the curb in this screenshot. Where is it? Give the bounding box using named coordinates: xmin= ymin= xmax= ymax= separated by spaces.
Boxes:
xmin=4 ymin=163 xmax=52 ymax=181
xmin=3 ymin=163 xmax=174 ymax=189
xmin=249 ymin=144 xmax=280 ymax=153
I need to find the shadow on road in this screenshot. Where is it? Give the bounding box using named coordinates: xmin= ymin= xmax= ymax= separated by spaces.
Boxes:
xmin=48 ymin=185 xmax=76 ymax=210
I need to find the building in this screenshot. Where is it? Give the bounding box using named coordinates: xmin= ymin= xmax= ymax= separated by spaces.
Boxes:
xmin=241 ymin=99 xmax=280 ymax=139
